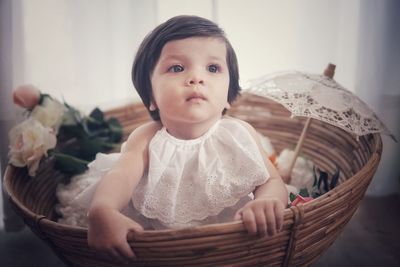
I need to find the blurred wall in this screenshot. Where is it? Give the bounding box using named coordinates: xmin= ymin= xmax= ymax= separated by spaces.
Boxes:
xmin=217 ymin=0 xmax=360 ymax=89
xmin=354 ymin=0 xmax=400 ymax=196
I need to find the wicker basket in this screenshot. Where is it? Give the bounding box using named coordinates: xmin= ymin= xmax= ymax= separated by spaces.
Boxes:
xmin=3 ymin=93 xmax=382 ymax=267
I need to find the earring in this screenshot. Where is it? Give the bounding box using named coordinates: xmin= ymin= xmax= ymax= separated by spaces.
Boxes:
xmin=149 ymin=102 xmax=157 ymax=111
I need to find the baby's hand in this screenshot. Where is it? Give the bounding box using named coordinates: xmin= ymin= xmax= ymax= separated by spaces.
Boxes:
xmin=87 ymin=207 xmax=143 ymax=263
xmin=234 ymin=198 xmax=284 ymax=236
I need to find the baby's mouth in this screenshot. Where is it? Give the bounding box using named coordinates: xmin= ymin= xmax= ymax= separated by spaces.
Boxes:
xmin=186 ymin=92 xmax=206 ymax=102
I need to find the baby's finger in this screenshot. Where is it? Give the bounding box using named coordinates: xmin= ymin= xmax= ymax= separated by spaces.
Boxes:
xmin=107 ymin=248 xmax=126 ymax=264
xmin=234 ymin=209 xmax=243 ymax=221
xmin=116 ymin=241 xmax=136 ymax=261
xmin=254 ymin=208 xmax=267 ymax=236
xmin=274 ymin=203 xmax=284 ymax=232
xmin=128 ymin=220 xmax=144 ymax=232
xmin=242 ymin=209 xmax=257 ymax=235
xmin=264 ymin=206 xmax=277 ymax=236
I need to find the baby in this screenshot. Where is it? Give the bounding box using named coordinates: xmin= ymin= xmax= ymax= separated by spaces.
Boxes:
xmin=57 ymin=15 xmax=287 ymax=262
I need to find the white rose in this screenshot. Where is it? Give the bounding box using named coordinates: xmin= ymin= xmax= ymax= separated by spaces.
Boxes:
xmin=31 ymin=97 xmax=65 ymax=132
xmin=276 ymin=149 xmax=314 ymax=192
xmin=8 ymin=118 xmax=57 ymax=176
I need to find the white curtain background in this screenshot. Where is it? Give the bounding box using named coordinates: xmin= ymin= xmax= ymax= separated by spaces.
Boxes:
xmin=1 ymin=0 xmax=399 ymax=230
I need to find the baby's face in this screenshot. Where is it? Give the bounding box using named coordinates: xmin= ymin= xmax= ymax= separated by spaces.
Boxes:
xmin=150 ymin=37 xmax=230 ymax=127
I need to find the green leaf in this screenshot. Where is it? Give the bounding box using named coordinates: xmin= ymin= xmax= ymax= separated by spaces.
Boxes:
xmin=78 ymin=138 xmax=105 ymax=160
xmin=317 ymin=170 xmax=329 ymax=193
xmin=58 ymin=124 xmax=88 ymax=139
xmin=311 ymin=186 xmax=321 ymax=198
xmin=87 ymin=116 xmax=104 ymax=133
xmin=86 ymin=127 xmax=111 ymax=138
xmin=107 ymin=117 xmax=121 ymax=127
xmin=89 ymin=107 xmax=104 ymax=122
xmin=330 ymin=165 xmax=340 ymax=189
xmin=107 ymin=117 xmax=123 ymax=142
xmin=312 ymin=166 xmax=318 ymax=186
xmin=289 ymin=192 xmax=297 ymax=202
xmin=70 ymin=138 xmax=118 ymax=161
xmin=52 ymin=152 xmax=89 ymax=175
xmin=80 ymin=118 xmax=93 ymax=136
xmin=299 ymin=188 xmax=310 ymax=197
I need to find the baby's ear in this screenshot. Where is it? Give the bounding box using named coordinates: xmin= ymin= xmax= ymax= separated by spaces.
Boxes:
xmin=224 ymin=102 xmax=231 ymax=110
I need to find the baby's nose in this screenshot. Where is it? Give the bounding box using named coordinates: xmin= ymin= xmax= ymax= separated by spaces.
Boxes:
xmin=186 ymin=70 xmax=204 ymax=85
xmin=188 ymin=78 xmax=204 ymax=85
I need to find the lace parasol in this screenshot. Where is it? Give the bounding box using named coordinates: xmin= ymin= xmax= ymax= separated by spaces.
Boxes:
xmin=245 ymin=64 xmax=396 ymax=182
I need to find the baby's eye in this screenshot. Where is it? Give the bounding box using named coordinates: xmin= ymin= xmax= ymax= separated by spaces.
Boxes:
xmin=168 ymin=65 xmax=184 ymax=73
xmin=208 ymin=64 xmax=219 ymax=73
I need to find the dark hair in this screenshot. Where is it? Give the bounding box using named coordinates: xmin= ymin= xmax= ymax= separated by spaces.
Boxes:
xmin=132 ymin=15 xmax=241 ymax=120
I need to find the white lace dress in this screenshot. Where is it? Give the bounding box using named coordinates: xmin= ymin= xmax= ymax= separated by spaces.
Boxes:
xmin=56 ymin=118 xmax=270 ymax=229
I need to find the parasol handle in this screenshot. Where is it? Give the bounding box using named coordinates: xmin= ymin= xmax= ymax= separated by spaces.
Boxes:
xmin=324 ymin=63 xmax=336 ymax=79
xmin=285 ymin=117 xmax=312 ymax=183
xmin=284 ymin=63 xmax=336 ymax=184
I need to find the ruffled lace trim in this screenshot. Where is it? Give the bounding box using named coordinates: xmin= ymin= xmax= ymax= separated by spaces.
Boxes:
xmin=132 ymin=118 xmax=269 ymax=227
xmin=133 ymin=175 xmax=266 ymax=225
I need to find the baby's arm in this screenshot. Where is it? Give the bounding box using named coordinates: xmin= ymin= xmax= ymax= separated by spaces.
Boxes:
xmin=233 ymin=119 xmax=288 ymax=236
xmin=87 ymin=122 xmax=161 ymax=262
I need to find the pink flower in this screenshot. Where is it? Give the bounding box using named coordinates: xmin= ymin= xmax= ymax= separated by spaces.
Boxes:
xmin=291 ymin=195 xmax=313 ymax=206
xmin=13 ymin=84 xmax=41 ymax=110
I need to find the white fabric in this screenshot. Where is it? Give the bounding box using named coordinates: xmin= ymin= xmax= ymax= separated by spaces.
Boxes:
xmin=56 ymin=118 xmax=269 ymax=229
xmin=56 ymin=153 xmax=121 ymax=226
